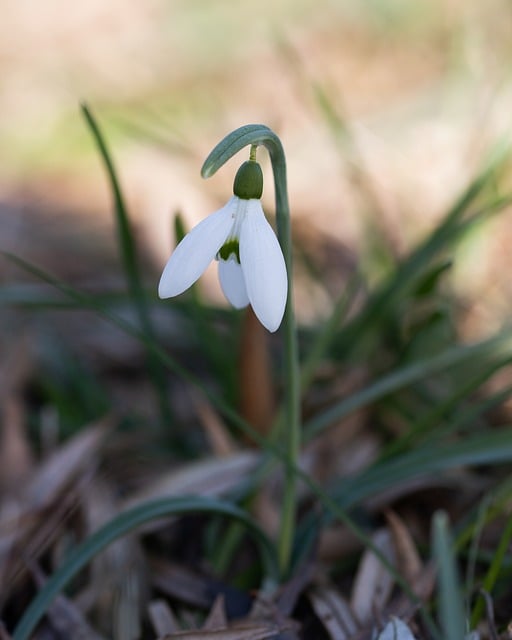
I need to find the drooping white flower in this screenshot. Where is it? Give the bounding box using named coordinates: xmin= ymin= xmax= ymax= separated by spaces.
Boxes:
xmin=158 ymin=160 xmax=287 ymax=332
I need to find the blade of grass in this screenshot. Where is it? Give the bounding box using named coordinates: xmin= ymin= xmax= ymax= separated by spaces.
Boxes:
xmin=332 ymin=428 xmax=512 ymax=511
xmin=333 ymin=152 xmax=511 ymax=359
xmin=300 ymin=272 xmax=362 ymax=391
xmin=470 ymin=512 xmax=512 ymax=628
xmin=433 ymin=511 xmax=466 ymax=640
xmin=304 ymin=332 xmax=512 ymax=439
xmin=379 ymin=355 xmax=512 ymax=458
xmin=80 ymin=102 xmax=173 ymax=431
xmin=12 ymin=496 xmax=278 ymax=640
xmin=456 ymin=475 xmax=512 ymax=551
xmin=464 ymin=494 xmax=491 ymax=625
xmin=268 ymin=272 xmax=361 ymax=445
xmin=422 ymin=383 xmax=512 ymax=443
xmin=296 ymin=427 xmax=512 ymax=566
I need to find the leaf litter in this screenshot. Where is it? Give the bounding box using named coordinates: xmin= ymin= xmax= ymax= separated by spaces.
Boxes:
xmin=4 ymin=200 xmax=512 ymax=639
xmin=4 ymin=16 xmax=512 ymax=635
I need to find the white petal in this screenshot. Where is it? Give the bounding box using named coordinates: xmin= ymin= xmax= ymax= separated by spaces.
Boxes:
xmin=158 ymin=198 xmax=235 ymax=298
xmin=239 ymin=200 xmax=287 ymax=332
xmin=374 ymin=618 xmax=417 ymax=640
xmin=218 ymin=256 xmax=250 ymax=309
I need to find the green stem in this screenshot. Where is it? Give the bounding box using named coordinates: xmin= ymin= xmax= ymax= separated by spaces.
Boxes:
xmin=202 ymin=125 xmax=300 ymax=577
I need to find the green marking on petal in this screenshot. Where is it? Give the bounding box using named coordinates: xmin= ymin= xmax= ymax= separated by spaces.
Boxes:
xmin=218 ymin=239 xmax=240 ymax=263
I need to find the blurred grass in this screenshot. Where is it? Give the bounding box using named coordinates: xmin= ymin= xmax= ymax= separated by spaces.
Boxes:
xmin=2 ymin=0 xmax=511 ymax=174
xmin=81 ymin=103 xmax=175 ymax=433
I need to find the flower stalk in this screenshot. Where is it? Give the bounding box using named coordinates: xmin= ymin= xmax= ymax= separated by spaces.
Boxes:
xmin=202 ymin=125 xmax=300 ymax=577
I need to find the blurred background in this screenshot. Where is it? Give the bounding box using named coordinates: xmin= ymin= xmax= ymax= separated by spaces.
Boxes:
xmin=3 ymin=3 xmax=512 ymax=635
xmin=2 ymin=0 xmax=512 ymax=331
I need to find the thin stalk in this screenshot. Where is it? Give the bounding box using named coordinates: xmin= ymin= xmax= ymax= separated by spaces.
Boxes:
xmin=470 ymin=512 xmax=512 ymax=627
xmin=202 ymin=125 xmax=300 ymax=577
xmin=270 ymin=139 xmax=300 ymax=578
xmin=80 ymin=103 xmax=173 ymax=430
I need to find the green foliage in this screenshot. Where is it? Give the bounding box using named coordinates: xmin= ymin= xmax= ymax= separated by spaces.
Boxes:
xmin=12 ymin=497 xmax=278 ymax=640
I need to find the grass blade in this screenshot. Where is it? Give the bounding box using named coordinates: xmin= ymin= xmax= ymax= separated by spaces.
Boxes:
xmin=80 ymin=102 xmax=173 ymax=429
xmin=12 ymin=496 xmax=278 ymax=640
xmin=304 ymin=332 xmax=512 ymax=439
xmin=470 ymin=512 xmax=512 ymax=628
xmin=333 ymin=145 xmax=510 ymax=359
xmin=329 ymin=428 xmax=512 ymax=513
xmin=433 ymin=511 xmax=466 ymax=640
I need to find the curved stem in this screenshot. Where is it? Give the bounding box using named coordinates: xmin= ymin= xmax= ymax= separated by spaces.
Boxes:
xmin=12 ymin=497 xmax=278 ymax=640
xmin=203 ymin=125 xmax=300 ymax=577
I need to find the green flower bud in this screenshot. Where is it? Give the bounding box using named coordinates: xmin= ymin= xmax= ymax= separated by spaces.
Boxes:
xmin=233 ymin=160 xmax=263 ymax=199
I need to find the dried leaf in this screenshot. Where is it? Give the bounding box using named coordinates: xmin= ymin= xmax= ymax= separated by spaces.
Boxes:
xmin=121 ymin=452 xmax=259 ymax=516
xmin=251 ymin=488 xmax=281 ymax=539
xmin=318 ymin=523 xmax=362 ymax=562
xmin=148 ymin=600 xmax=179 ymax=636
xmin=0 ymin=468 xmax=94 ymax=598
xmin=159 ymin=620 xmax=292 ymax=640
xmin=0 ymin=421 xmax=108 ymax=596
xmin=193 ymin=394 xmax=237 ymax=457
xmin=382 ymin=561 xmax=436 ymax=621
xmin=0 ymin=334 xmax=33 ymax=398
xmin=76 ymin=479 xmax=145 ymax=634
xmin=0 ymin=397 xmax=33 ymax=493
xmin=351 ymin=529 xmax=396 ymax=624
xmin=203 ymin=595 xmax=228 ymax=630
xmin=276 ymin=560 xmax=315 ymax=616
xmin=150 ymin=560 xmax=252 ymax=615
xmin=308 ymin=583 xmax=358 ymax=640
xmin=385 ymin=510 xmax=422 ymax=583
xmin=25 ymin=419 xmax=109 ymax=509
xmin=151 ymin=561 xmax=212 ymax=609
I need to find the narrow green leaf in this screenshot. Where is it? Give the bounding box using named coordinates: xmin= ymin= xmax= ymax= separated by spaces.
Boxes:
xmin=330 ymin=428 xmax=512 ymax=512
xmin=380 ymin=355 xmax=512 ymax=458
xmin=305 ymin=332 xmax=512 ymax=439
xmin=470 ymin=512 xmax=512 ymax=627
xmin=333 ymin=159 xmax=511 ymax=359
xmin=433 ymin=511 xmax=466 ymax=640
xmin=300 ymin=273 xmax=361 ymax=391
xmin=80 ymin=102 xmax=173 ymax=429
xmin=12 ymin=497 xmax=278 ymax=640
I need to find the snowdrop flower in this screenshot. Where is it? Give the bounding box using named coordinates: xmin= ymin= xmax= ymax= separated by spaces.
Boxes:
xmin=158 ymin=159 xmax=287 ymax=332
